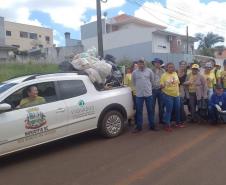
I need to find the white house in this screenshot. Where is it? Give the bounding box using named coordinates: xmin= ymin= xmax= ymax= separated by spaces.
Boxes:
xmin=81 ymin=14 xmax=196 ymax=62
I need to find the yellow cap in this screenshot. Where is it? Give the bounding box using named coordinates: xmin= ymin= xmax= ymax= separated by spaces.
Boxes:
xmin=191 ymin=64 xmax=199 ymax=69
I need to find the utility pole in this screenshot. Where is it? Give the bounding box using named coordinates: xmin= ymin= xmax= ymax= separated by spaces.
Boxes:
xmin=186 ymin=26 xmax=189 ymax=54
xmin=96 ymin=0 xmax=105 ymax=58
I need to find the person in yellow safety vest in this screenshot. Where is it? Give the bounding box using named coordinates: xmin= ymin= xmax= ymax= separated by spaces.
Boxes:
xmin=124 ymin=62 xmax=138 ymax=125
xmin=124 ymin=62 xmax=138 ymax=105
xmin=214 ymin=64 xmax=222 ymax=83
xmin=219 ymin=59 xmax=226 ymax=92
xmin=208 ymin=59 xmax=221 ymax=81
xmin=203 ymin=62 xmax=216 ymax=99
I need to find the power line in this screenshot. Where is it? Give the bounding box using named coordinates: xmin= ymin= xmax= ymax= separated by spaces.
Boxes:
xmin=126 ymin=0 xmax=179 ymax=30
xmin=128 ymin=0 xmax=226 ymax=33
xmin=173 ymin=5 xmax=226 ymax=29
xmin=135 ymin=0 xmax=226 ymax=32
xmin=135 ymin=0 xmax=226 ymax=31
xmin=139 ymin=0 xmax=226 ymax=30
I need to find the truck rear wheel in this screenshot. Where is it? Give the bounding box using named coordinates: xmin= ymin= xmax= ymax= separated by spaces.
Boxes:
xmin=100 ymin=110 xmax=124 ymax=138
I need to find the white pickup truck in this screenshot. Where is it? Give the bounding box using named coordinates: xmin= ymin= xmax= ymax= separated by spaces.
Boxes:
xmin=0 ymin=73 xmax=133 ymax=156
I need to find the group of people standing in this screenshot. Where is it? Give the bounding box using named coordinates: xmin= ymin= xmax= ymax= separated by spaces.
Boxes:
xmin=124 ymin=58 xmax=226 ymax=133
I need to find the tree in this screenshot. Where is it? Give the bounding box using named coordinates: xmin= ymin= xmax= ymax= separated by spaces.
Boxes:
xmin=195 ymin=32 xmax=224 ymax=57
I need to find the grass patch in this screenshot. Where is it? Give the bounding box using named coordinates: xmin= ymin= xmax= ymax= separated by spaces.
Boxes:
xmin=0 ymin=63 xmax=59 ymax=82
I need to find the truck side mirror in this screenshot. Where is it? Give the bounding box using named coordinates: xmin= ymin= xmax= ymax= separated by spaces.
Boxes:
xmin=0 ymin=103 xmax=12 ymax=111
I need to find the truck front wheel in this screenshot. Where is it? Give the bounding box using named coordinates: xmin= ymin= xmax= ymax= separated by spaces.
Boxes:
xmin=100 ymin=110 xmax=124 ymax=138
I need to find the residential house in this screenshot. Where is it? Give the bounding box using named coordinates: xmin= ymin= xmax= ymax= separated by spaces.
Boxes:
xmin=81 ymin=14 xmax=196 ymax=63
xmin=15 ymin=32 xmax=83 ymax=64
xmin=0 ymin=16 xmax=53 ymax=51
xmin=0 ymin=17 xmax=17 ymax=61
xmin=215 ymin=48 xmax=226 ymax=60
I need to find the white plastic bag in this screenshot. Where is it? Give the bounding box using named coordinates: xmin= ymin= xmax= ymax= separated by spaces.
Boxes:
xmin=71 ymin=58 xmax=91 ymax=70
xmin=84 ymin=68 xmax=103 ymax=84
xmin=87 ymin=47 xmax=97 ymax=57
xmin=71 ymin=47 xmax=112 ymax=84
xmin=91 ymin=60 xmax=112 ymax=81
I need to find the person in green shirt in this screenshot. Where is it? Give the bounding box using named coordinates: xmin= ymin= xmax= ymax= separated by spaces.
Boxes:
xmin=19 ymin=86 xmax=46 ymax=108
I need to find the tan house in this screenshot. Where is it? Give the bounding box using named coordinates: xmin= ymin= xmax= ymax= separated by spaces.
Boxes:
xmin=1 ymin=17 xmax=53 ymax=51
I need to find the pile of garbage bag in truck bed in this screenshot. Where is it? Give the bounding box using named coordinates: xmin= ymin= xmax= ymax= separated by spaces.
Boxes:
xmin=59 ymin=48 xmax=123 ymax=90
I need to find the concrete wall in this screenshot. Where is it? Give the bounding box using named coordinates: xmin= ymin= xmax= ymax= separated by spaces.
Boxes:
xmin=82 ymin=27 xmax=154 ymax=51
xmin=102 ymin=40 xmax=193 ymax=67
xmin=4 ymin=21 xmax=53 ymax=50
xmin=0 ymin=50 xmax=9 ymax=60
xmin=0 ymin=17 xmax=5 ymax=45
xmin=15 ymin=45 xmax=84 ymax=64
xmin=81 ymin=19 xmax=106 ymax=40
xmin=152 ymin=33 xmax=170 ymax=53
xmin=105 ymin=41 xmax=152 ymax=61
xmin=66 ymin=38 xmax=81 ymax=47
xmin=117 ymin=23 xmax=144 ymax=30
xmin=148 ymin=53 xmax=194 ymax=68
xmin=46 ymin=45 xmax=83 ymax=63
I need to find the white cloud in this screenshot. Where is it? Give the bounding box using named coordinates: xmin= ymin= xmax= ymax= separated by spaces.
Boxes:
xmin=89 ymin=16 xmax=98 ymax=23
xmin=86 ymin=15 xmax=107 ymax=24
xmin=53 ymin=29 xmax=64 ymax=46
xmin=0 ymin=5 xmax=42 ymax=27
xmin=0 ymin=0 xmax=126 ymax=30
xmin=101 ymin=0 xmax=125 ymax=10
xmin=118 ymin=10 xmax=125 ymax=15
xmin=134 ymin=0 xmax=226 ymax=46
xmin=15 ymin=7 xmax=42 ymax=26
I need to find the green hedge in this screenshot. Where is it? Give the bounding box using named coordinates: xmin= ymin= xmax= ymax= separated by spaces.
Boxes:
xmin=0 ymin=63 xmax=59 ymax=82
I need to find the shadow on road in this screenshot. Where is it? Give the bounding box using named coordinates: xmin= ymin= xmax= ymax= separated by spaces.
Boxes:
xmin=0 ymin=130 xmax=102 ymax=168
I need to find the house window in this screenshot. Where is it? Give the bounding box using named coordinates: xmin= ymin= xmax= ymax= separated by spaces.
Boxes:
xmin=12 ymin=45 xmax=20 ymax=48
xmin=20 ymin=31 xmax=28 ymax=38
xmin=112 ymin=25 xmax=118 ymax=32
xmin=6 ymin=30 xmax=11 ymax=36
xmin=29 ymin=33 xmax=38 ymax=40
xmin=177 ymin=39 xmax=181 ymax=46
xmin=45 ymin=36 xmax=50 ymax=43
xmin=158 ymin=45 xmax=167 ymax=49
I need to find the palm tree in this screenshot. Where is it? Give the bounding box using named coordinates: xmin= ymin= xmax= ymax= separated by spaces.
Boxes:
xmin=195 ymin=32 xmax=224 ymax=57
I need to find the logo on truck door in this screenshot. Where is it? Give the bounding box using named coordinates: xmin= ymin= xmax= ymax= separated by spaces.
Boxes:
xmin=78 ymin=100 xmax=85 ymax=107
xmin=70 ymin=100 xmax=95 ymax=119
xmin=25 ymin=107 xmax=47 ymax=129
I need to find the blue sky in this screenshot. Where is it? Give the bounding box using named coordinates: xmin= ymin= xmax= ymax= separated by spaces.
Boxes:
xmin=1 ymin=0 xmax=226 ymax=46
xmin=28 ymin=0 xmax=149 ymax=44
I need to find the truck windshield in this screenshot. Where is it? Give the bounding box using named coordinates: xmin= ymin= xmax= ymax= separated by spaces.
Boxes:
xmin=0 ymin=83 xmax=17 ymax=94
